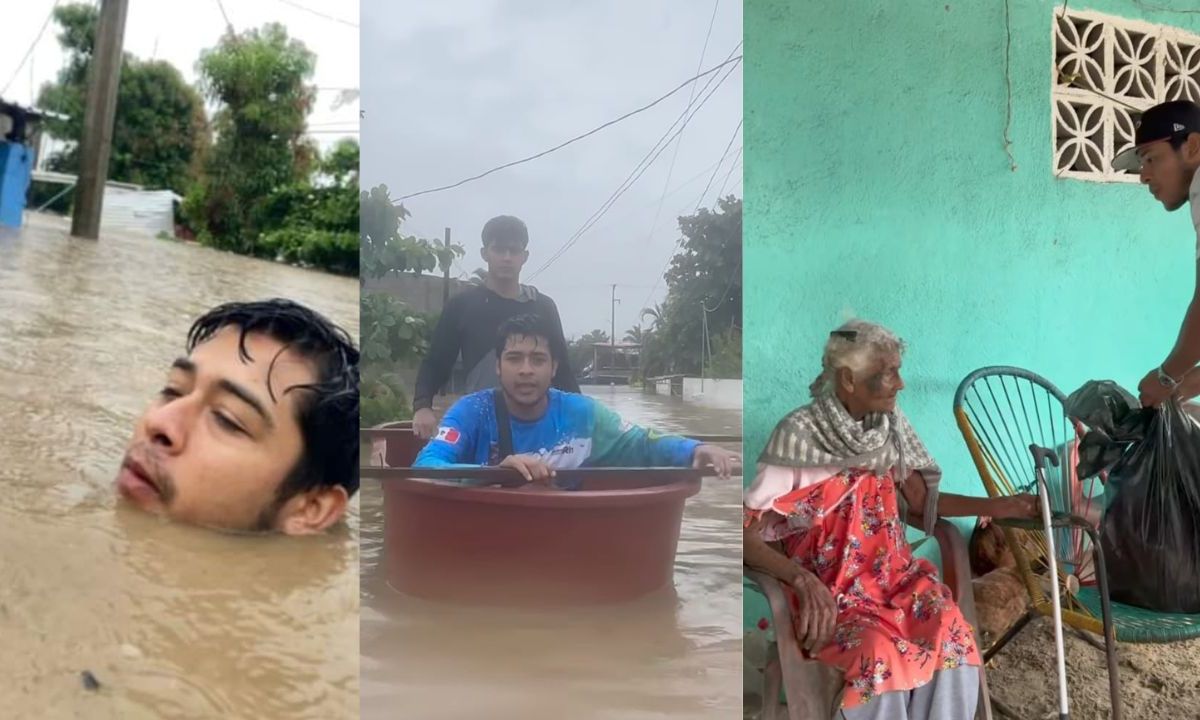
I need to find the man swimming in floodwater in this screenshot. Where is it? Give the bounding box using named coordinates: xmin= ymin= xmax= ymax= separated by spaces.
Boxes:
xmin=115 ymin=299 xmax=358 ymax=534
xmin=414 ymin=313 xmax=740 ymax=485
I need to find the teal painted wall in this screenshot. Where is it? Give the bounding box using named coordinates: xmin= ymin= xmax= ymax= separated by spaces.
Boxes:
xmin=743 ymin=0 xmax=1200 ymax=628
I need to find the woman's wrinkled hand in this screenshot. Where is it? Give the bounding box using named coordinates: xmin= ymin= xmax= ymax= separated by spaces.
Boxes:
xmin=791 ymin=569 xmax=837 ymax=653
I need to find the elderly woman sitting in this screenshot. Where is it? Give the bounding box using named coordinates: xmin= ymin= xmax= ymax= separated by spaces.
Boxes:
xmin=744 ymin=320 xmax=1039 ymax=720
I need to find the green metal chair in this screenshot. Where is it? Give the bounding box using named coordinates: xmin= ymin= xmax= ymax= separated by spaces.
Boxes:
xmin=954 ymin=366 xmax=1200 ymax=720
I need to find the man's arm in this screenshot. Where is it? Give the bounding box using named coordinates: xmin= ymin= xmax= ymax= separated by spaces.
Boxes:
xmin=543 ymin=297 xmax=581 ymax=394
xmin=1140 ymin=259 xmax=1200 ymax=405
xmin=412 ymin=400 xmax=476 ymax=467
xmin=413 ymin=297 xmax=463 ymax=412
xmin=1162 ymin=262 xmax=1200 ymax=380
xmin=587 ymin=400 xmax=698 ymax=467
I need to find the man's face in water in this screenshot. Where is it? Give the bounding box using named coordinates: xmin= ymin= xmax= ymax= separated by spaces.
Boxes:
xmin=1138 ymin=134 xmax=1200 ymax=211
xmin=115 ymin=326 xmax=346 ymax=534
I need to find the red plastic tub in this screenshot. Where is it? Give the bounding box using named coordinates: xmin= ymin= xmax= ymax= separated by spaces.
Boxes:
xmin=362 ymin=422 xmax=424 ymax=468
xmin=365 ymin=465 xmax=702 ymax=606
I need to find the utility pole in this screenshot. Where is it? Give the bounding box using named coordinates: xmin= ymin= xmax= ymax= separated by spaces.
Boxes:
xmin=71 ymin=0 xmax=130 ymax=240
xmin=610 ymin=284 xmax=620 ymax=375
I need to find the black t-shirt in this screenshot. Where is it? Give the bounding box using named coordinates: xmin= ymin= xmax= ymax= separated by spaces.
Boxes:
xmin=413 ymin=284 xmax=579 ymax=411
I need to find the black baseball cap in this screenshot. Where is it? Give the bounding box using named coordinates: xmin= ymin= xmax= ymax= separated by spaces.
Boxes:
xmin=1112 ymin=99 xmax=1200 ymax=173
xmin=481 ymin=215 xmax=529 ymax=248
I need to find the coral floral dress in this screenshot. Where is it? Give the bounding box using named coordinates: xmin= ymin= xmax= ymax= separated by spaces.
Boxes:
xmin=746 ymin=465 xmax=981 ymax=709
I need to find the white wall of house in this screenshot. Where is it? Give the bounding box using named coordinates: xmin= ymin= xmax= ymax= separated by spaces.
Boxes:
xmin=100 ymin=188 xmax=178 ymax=237
xmin=649 ymin=377 xmax=743 ymax=409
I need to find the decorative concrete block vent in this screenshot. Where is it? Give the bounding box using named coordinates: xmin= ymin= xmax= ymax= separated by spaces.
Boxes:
xmin=1053 ymin=8 xmax=1200 ymax=182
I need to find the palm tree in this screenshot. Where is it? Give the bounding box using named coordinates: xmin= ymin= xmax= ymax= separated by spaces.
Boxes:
xmin=641 ymin=302 xmax=666 ymax=331
xmin=580 ymin=329 xmax=609 ymax=345
xmin=624 ymin=324 xmax=645 ymax=345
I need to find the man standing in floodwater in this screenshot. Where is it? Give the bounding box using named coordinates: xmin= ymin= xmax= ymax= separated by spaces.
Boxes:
xmin=1115 ymin=101 xmax=1200 ymax=406
xmin=115 ymin=299 xmax=359 ymax=534
xmin=411 ymin=215 xmax=579 ymax=439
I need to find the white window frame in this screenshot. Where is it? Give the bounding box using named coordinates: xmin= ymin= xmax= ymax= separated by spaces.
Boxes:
xmin=1051 ymin=8 xmax=1200 ymax=183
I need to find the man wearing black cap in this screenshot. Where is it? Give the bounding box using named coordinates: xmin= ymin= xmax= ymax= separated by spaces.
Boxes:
xmin=1113 ymin=100 xmax=1200 ymax=406
xmin=411 ymin=215 xmax=579 ymax=439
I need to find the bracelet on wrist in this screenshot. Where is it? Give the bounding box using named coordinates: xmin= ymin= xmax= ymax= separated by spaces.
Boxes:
xmin=1158 ymin=365 xmax=1181 ymax=390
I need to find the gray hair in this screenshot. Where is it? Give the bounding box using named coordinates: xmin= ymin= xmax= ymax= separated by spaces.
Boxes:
xmin=808 ymin=319 xmax=906 ymax=398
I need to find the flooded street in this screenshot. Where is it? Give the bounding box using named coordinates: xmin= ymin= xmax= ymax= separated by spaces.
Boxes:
xmin=360 ymin=386 xmax=743 ymax=719
xmin=0 ymin=214 xmax=360 ymax=718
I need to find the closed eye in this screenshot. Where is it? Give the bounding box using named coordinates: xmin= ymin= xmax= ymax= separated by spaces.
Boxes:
xmin=159 ymin=387 xmax=182 ymax=400
xmin=213 ymin=411 xmax=248 ymax=436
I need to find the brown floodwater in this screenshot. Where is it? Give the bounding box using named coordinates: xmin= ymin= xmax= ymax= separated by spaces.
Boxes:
xmin=0 ymin=214 xmax=360 ymax=719
xmin=360 ymin=385 xmax=743 ymax=719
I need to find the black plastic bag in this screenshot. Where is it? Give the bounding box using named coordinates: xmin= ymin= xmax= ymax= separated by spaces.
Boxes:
xmin=1066 ymin=380 xmax=1200 ymax=613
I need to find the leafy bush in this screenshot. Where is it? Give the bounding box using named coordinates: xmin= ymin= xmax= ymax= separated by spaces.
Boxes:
xmin=258 ymin=227 xmax=357 ymax=275
xmin=361 ymin=367 xmax=412 ymax=427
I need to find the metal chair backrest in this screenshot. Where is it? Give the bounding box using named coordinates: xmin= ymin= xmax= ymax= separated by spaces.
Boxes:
xmin=953 ymin=366 xmax=1101 ymax=603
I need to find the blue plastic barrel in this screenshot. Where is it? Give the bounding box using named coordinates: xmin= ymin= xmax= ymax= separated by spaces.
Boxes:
xmin=0 ymin=141 xmax=32 ymax=228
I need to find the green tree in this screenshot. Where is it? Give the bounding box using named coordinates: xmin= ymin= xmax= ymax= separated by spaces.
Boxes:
xmin=186 ymin=23 xmax=316 ymax=253
xmin=360 ymin=185 xmax=463 ymax=425
xmin=37 ymin=3 xmax=208 ymax=194
xmin=641 ymin=303 xmax=665 ymax=331
xmin=642 ymin=196 xmax=742 ymax=378
xmin=321 ymin=138 xmax=359 ymax=186
xmin=253 ymin=141 xmax=360 ymax=275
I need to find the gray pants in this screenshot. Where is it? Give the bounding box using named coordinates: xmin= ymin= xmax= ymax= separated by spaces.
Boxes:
xmin=839 ymin=665 xmax=979 ymax=720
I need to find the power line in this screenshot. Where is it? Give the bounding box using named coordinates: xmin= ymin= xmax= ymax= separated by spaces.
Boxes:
xmin=423 ymin=160 xmax=727 ymax=280
xmin=694 ymin=118 xmax=741 ymax=209
xmin=395 ymin=54 xmax=743 ymax=202
xmin=702 ymin=257 xmax=742 ymax=314
xmin=525 ymin=45 xmax=741 ymax=279
xmin=637 ymin=116 xmax=743 ymax=312
xmin=527 ymin=60 xmax=739 ymax=282
xmin=2 ymin=0 xmax=63 ymax=97
xmin=641 ymin=0 xmax=722 ymax=255
xmin=276 ymin=0 xmax=359 ymax=28
xmin=553 ymin=155 xmax=731 ymax=242
xmin=526 ymin=54 xmax=741 ymax=280
xmin=716 ymin=147 xmax=742 ymax=198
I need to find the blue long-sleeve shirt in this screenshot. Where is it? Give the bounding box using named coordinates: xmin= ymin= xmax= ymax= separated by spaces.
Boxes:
xmin=414 ymin=389 xmax=700 ymax=487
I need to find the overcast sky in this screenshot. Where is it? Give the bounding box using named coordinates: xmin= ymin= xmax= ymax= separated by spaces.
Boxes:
xmin=362 ymin=0 xmax=743 ymax=338
xmin=1 ymin=0 xmax=359 ymax=151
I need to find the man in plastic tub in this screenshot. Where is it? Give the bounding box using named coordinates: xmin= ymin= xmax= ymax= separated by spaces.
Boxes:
xmin=1117 ymin=101 xmax=1200 ymax=406
xmin=410 ymin=215 xmax=579 ymax=440
xmin=114 ymin=299 xmax=360 ymax=534
xmin=414 ymin=313 xmax=739 ymax=486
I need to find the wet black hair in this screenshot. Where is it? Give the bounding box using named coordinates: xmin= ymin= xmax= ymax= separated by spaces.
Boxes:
xmin=186 ymin=299 xmax=360 ymax=511
xmin=495 ymin=313 xmax=557 ymax=362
